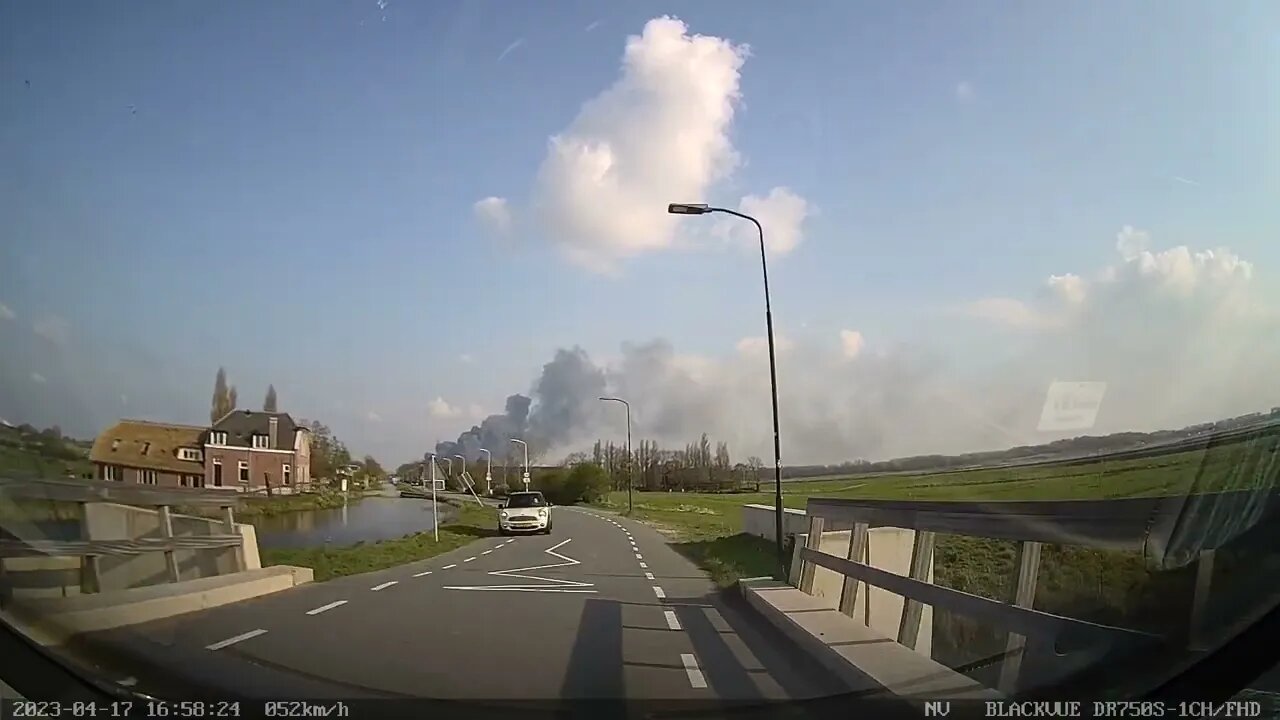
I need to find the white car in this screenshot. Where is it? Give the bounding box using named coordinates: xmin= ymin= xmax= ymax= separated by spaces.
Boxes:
xmin=498 ymin=491 xmax=553 ymax=535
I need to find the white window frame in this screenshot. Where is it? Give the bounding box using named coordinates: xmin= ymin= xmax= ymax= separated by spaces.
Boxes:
xmin=252 ymin=434 xmax=270 ymax=449
xmin=282 ymin=463 xmax=291 ymax=485
xmin=238 ymin=460 xmax=250 ymax=484
xmin=209 ymin=431 xmax=227 ymax=446
xmin=139 ymin=469 xmax=158 ymax=485
xmin=212 ymin=458 xmax=223 ymax=487
xmin=179 ymin=448 xmax=202 ymax=461
xmin=104 ymin=465 xmax=121 ymax=482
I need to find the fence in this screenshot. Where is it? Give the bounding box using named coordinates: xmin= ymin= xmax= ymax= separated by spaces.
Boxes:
xmin=793 ymin=489 xmax=1280 ymax=695
xmin=0 ymin=477 xmax=248 ymax=600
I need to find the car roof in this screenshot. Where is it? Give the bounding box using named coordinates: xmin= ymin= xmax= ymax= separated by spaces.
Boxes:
xmin=509 ymin=491 xmax=543 ymax=496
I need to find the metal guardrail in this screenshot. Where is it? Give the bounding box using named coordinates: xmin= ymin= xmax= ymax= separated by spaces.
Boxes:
xmin=0 ymin=477 xmax=246 ymax=593
xmin=795 ymin=489 xmax=1280 ymax=695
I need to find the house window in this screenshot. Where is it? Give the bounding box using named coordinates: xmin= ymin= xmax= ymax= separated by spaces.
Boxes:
xmin=283 ymin=464 xmax=291 ymax=485
xmin=103 ymin=465 xmax=121 ymax=482
xmin=139 ymin=469 xmax=158 ymax=485
xmin=181 ymin=474 xmax=202 ymax=488
xmin=179 ymin=448 xmax=202 ymax=462
xmin=140 ymin=441 xmax=152 ymax=455
xmin=209 ymin=431 xmax=227 ymax=446
xmin=252 ymin=434 xmax=270 ymax=449
xmin=212 ymin=458 xmax=223 ymax=487
xmin=238 ymin=460 xmax=250 ymax=483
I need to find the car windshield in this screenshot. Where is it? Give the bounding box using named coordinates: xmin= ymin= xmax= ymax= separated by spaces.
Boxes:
xmin=506 ymin=493 xmax=545 ymax=508
xmin=3 ymin=1 xmax=1279 ymax=711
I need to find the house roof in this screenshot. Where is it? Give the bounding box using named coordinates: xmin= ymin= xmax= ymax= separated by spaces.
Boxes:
xmin=90 ymin=420 xmax=206 ymax=474
xmin=211 ymin=410 xmax=304 ymax=450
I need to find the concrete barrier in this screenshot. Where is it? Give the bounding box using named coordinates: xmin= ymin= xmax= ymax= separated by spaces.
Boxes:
xmin=745 ymin=503 xmax=934 ymax=658
xmin=6 ymin=565 xmax=312 ymax=646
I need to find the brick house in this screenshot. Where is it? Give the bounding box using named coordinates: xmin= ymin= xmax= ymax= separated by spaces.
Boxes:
xmin=90 ymin=411 xmax=312 ymax=493
xmin=90 ymin=420 xmax=208 ymax=488
xmin=203 ymin=410 xmax=312 ymax=494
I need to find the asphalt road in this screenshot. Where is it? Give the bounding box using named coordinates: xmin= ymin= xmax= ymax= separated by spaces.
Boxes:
xmin=72 ymin=506 xmax=853 ymax=711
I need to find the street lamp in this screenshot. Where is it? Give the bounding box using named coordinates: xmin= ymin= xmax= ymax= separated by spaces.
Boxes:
xmin=479 ymin=448 xmax=492 ymax=495
xmin=453 ymin=454 xmax=467 ymax=491
xmin=668 ymin=202 xmax=786 ymax=577
xmin=509 ymin=438 xmax=530 ymax=491
xmin=424 ymin=453 xmax=439 ymax=541
xmin=599 ymin=396 xmax=632 ymax=514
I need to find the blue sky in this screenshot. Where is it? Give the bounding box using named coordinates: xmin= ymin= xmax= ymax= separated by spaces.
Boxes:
xmin=3 ymin=1 xmax=1278 ymax=465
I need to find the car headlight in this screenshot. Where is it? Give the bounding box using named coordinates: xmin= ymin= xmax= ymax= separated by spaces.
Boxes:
xmin=500 ymin=510 xmax=508 ymax=518
xmin=537 ymin=508 xmax=548 ymax=517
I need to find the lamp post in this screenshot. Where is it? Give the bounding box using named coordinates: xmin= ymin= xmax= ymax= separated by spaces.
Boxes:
xmin=599 ymin=396 xmax=632 ymax=514
xmin=453 ymin=454 xmax=468 ymax=491
xmin=509 ymin=438 xmax=530 ymax=491
xmin=479 ymin=449 xmax=492 ymax=495
xmin=425 ymin=453 xmax=439 ymax=541
xmin=668 ymin=202 xmax=786 ymax=577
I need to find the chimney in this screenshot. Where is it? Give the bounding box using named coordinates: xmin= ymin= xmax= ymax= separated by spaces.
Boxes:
xmin=268 ymin=417 xmax=278 ymax=449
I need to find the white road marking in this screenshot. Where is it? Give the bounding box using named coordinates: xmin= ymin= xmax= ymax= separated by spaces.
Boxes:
xmin=370 ymin=581 xmax=398 ymax=591
xmin=443 ymin=538 xmax=595 ymax=593
xmin=413 ymin=570 xmax=433 ymax=577
xmin=681 ymin=654 xmax=707 ymax=688
xmin=652 ymin=586 xmax=666 ymax=599
xmin=206 ymin=629 xmax=267 ymax=650
xmin=118 ymin=677 xmax=137 ymax=687
xmin=504 ymin=539 xmax=515 ymax=544
xmin=639 ymin=561 xmax=648 ymax=569
xmin=664 ymin=610 xmax=682 ymax=630
xmin=635 ymin=553 xmax=643 ymax=560
xmin=305 ymin=600 xmax=348 ymax=616
xmin=482 ymin=550 xmax=493 ymax=555
xmin=443 ymin=564 xmax=457 ymax=569
xmin=464 ymin=557 xmax=476 ymax=563
xmin=644 ymin=572 xmax=655 ymax=580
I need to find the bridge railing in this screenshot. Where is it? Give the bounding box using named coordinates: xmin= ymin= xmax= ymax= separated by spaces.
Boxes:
xmin=794 ymin=490 xmax=1278 ymax=695
xmin=0 ymin=477 xmax=246 ymax=597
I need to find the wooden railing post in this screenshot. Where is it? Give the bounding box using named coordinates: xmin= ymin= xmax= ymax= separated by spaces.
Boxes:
xmin=222 ymin=504 xmax=244 ymax=573
xmin=998 ymin=540 xmax=1043 ymax=694
xmin=798 ymin=515 xmax=825 ymax=593
xmin=897 ymin=530 xmax=936 ymax=650
xmin=838 ymin=522 xmax=869 ymax=618
xmin=78 ymin=501 xmax=100 ymax=594
xmin=157 ymin=504 xmax=180 ymax=583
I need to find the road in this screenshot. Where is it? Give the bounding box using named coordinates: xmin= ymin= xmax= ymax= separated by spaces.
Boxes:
xmin=68 ymin=505 xmax=855 ymax=715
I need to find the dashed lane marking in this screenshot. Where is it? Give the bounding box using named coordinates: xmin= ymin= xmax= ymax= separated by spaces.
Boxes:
xmin=652 ymin=586 xmax=666 ymax=599
xmin=681 ymin=654 xmax=707 ymax=689
xmin=306 ymin=600 xmax=348 ymax=616
xmin=644 ymin=572 xmax=655 ymax=580
xmin=482 ymin=550 xmax=493 ymax=555
xmin=635 ymin=553 xmax=644 ymax=560
xmin=664 ymin=610 xmax=682 ymax=630
xmin=639 ymin=562 xmax=648 ymax=569
xmin=413 ymin=570 xmax=433 ymax=577
xmin=443 ymin=564 xmax=457 ymax=569
xmin=464 ymin=557 xmax=476 ymax=562
xmin=206 ymin=629 xmax=267 ymax=651
xmin=371 ymin=581 xmax=398 ymax=591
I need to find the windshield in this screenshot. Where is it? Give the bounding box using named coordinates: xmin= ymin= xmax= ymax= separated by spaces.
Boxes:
xmin=506 ymin=493 xmax=546 ymax=508
xmin=2 ymin=1 xmax=1278 ymax=711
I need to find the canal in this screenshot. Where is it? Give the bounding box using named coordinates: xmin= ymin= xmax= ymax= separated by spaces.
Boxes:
xmin=252 ymin=488 xmax=447 ymax=550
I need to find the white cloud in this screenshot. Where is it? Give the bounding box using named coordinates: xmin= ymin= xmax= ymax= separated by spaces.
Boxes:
xmin=961 ymin=297 xmax=1055 ymax=330
xmin=429 ymin=397 xmax=460 ymax=419
xmin=0 ymin=303 xmax=14 ymax=321
xmin=839 ymin=329 xmax=865 ymax=360
xmin=497 ymin=38 xmax=525 ymax=63
xmin=467 ymin=404 xmax=485 ymax=420
xmin=954 ymin=81 xmax=975 ymax=102
xmin=32 ymin=315 xmax=69 ymax=346
xmin=519 ymin=16 xmax=811 ymax=273
xmin=718 ymin=187 xmax=811 ymax=257
xmin=735 ymin=334 xmax=793 ymax=356
xmin=473 ymin=197 xmax=512 ymax=236
xmin=30 ymin=372 xmax=46 ymax=384
xmin=366 ymin=410 xmax=383 ymax=423
xmin=585 ymin=20 xmax=601 ymax=32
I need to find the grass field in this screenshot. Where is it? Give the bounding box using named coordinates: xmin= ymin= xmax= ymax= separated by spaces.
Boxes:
xmin=593 ymin=430 xmax=1279 ymax=669
xmin=260 ymin=501 xmax=497 ymax=581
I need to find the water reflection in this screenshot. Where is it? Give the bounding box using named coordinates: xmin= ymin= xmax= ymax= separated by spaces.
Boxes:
xmin=254 ymin=494 xmax=440 ymax=549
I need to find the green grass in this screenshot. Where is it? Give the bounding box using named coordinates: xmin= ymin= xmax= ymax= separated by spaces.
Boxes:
xmin=0 ymin=440 xmax=93 ymax=479
xmin=593 ymin=431 xmax=1279 ymax=666
xmin=260 ymin=501 xmax=498 ymax=581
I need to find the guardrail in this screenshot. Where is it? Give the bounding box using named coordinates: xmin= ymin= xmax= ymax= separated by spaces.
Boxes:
xmin=0 ymin=477 xmax=246 ymax=595
xmin=794 ymin=489 xmax=1280 ymax=695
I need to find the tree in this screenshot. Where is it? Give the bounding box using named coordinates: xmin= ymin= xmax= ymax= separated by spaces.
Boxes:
xmin=211 ymin=367 xmax=232 ymax=423
xmin=228 ymin=385 xmax=238 ymax=412
xmin=714 ymin=441 xmax=731 ymax=470
xmin=263 ymin=385 xmax=278 ymax=412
